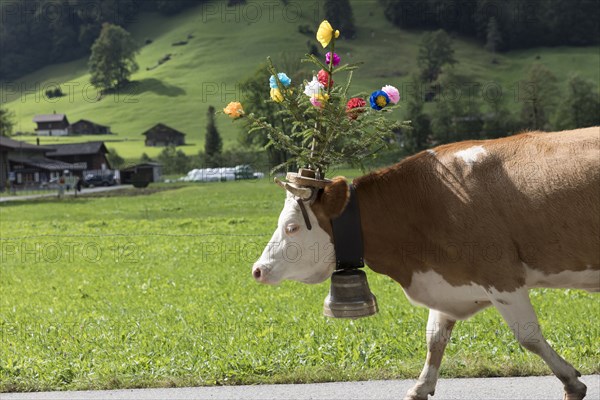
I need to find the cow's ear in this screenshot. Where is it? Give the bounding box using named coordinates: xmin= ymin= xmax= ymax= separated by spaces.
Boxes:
xmin=317 ymin=177 xmax=350 ymax=219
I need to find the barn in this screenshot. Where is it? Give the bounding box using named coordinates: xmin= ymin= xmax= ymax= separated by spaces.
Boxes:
xmin=69 ymin=119 xmax=112 ymax=135
xmin=142 ymin=123 xmax=186 ymax=147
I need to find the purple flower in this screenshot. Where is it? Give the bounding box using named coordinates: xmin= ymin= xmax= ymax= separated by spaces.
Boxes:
xmin=326 ymin=52 xmax=341 ymax=67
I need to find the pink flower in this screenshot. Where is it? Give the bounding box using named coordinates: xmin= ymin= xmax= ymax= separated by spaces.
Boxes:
xmin=310 ymin=97 xmax=323 ymax=108
xmin=381 ymin=85 xmax=400 ymax=104
xmin=326 ymin=52 xmax=340 ymax=67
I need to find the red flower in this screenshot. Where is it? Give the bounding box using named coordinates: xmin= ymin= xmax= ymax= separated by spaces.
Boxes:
xmin=317 ymin=69 xmax=333 ymax=88
xmin=346 ymin=97 xmax=367 ymax=120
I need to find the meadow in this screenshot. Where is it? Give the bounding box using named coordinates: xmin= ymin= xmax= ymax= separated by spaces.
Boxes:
xmin=1 ymin=178 xmax=598 ymax=392
xmin=4 ymin=0 xmax=600 ymax=160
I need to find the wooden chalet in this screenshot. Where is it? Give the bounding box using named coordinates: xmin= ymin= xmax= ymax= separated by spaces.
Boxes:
xmin=142 ymin=123 xmax=186 ymax=147
xmin=0 ymin=136 xmax=84 ymax=189
xmin=33 ymin=113 xmax=70 ymax=136
xmin=45 ymin=141 xmax=111 ymax=170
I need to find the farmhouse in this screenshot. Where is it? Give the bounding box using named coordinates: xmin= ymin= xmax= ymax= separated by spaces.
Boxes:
xmin=45 ymin=141 xmax=111 ymax=170
xmin=0 ymin=136 xmax=84 ymax=189
xmin=69 ymin=119 xmax=112 ymax=135
xmin=142 ymin=123 xmax=186 ymax=146
xmin=33 ymin=113 xmax=70 ymax=136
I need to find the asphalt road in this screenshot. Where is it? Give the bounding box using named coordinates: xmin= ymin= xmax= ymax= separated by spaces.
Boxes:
xmin=0 ymin=185 xmax=132 ymax=202
xmin=2 ymin=375 xmax=598 ymax=400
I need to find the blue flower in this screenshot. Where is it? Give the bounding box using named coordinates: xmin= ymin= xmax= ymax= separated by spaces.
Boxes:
xmin=269 ymin=73 xmax=291 ymax=89
xmin=369 ymin=90 xmax=390 ymax=110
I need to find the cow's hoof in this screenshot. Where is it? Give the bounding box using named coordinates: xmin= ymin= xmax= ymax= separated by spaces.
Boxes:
xmin=404 ymin=387 xmax=431 ymax=400
xmin=564 ymin=381 xmax=587 ymax=400
xmin=403 ymin=395 xmax=428 ymax=400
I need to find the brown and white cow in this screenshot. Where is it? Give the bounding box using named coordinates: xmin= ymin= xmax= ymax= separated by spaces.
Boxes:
xmin=252 ymin=127 xmax=600 ymax=400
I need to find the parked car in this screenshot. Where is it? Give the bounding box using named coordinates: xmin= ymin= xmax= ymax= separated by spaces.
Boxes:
xmin=83 ymin=173 xmax=116 ymax=187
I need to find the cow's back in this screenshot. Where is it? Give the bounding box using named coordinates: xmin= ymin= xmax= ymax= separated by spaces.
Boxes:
xmin=357 ymin=127 xmax=600 ymax=291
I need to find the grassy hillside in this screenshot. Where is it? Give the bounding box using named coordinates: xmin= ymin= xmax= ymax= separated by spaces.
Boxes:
xmin=4 ymin=0 xmax=599 ymax=160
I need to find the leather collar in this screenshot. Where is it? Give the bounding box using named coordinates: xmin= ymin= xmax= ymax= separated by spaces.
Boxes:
xmin=330 ymin=184 xmax=364 ymax=270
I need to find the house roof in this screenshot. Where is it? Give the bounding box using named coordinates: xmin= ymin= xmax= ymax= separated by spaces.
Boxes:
xmin=8 ymin=156 xmax=86 ymax=171
xmin=142 ymin=123 xmax=186 ymax=136
xmin=33 ymin=114 xmax=68 ymax=123
xmin=45 ymin=141 xmax=108 ymax=156
xmin=0 ymin=136 xmax=52 ymax=152
xmin=121 ymin=162 xmax=162 ymax=171
xmin=70 ymin=119 xmax=109 ymax=128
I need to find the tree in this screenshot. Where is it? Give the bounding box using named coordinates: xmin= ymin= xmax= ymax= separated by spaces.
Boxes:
xmin=417 ymin=30 xmax=457 ymax=83
xmin=89 ymin=23 xmax=140 ymax=91
xmin=140 ymin=153 xmax=154 ymax=163
xmin=239 ymin=64 xmax=294 ymax=170
xmin=484 ymin=17 xmax=503 ymax=53
xmin=404 ymin=75 xmax=431 ymax=152
xmin=482 ymin=88 xmax=516 ymax=138
xmin=204 ymin=106 xmax=223 ymax=167
xmin=554 ymin=74 xmax=600 ymax=130
xmin=106 ymin=148 xmax=125 ymax=169
xmin=0 ymin=107 xmax=15 ymax=137
xmin=324 ymin=0 xmax=356 ymax=39
xmin=157 ymin=146 xmax=190 ymax=174
xmin=520 ymin=64 xmax=559 ymax=131
xmin=431 ymin=72 xmax=484 ymax=144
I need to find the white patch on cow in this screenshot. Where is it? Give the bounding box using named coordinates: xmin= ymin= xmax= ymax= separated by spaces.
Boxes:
xmin=403 ymin=270 xmax=490 ymax=320
xmin=454 ymin=145 xmax=487 ymax=165
xmin=523 ymin=263 xmax=600 ymax=291
xmin=426 ymin=149 xmax=437 ymax=156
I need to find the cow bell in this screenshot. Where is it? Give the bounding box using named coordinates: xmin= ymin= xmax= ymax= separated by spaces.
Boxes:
xmin=323 ymin=269 xmax=378 ymax=319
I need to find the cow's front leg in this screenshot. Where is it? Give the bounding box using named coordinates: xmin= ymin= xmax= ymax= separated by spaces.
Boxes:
xmin=488 ymin=288 xmax=587 ymax=400
xmin=404 ymin=310 xmax=456 ymax=400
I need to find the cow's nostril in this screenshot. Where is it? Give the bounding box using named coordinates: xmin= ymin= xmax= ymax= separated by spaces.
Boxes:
xmin=253 ymin=267 xmax=262 ymax=280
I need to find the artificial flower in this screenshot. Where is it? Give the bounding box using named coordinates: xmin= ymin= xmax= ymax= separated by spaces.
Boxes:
xmin=310 ymin=93 xmax=330 ymax=108
xmin=270 ymin=88 xmax=284 ymax=103
xmin=346 ymin=97 xmax=367 ymax=120
xmin=317 ymin=69 xmax=333 ymax=88
xmin=304 ymin=76 xmax=325 ymax=98
xmin=381 ymin=85 xmax=400 ymax=104
xmin=369 ymin=90 xmax=390 ymax=110
xmin=316 ymin=20 xmax=340 ymax=48
xmin=223 ymin=101 xmax=244 ymax=119
xmin=269 ymin=72 xmax=291 ymax=89
xmin=326 ymin=52 xmax=341 ymax=67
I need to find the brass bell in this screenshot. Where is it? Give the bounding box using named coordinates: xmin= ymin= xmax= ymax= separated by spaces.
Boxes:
xmin=323 ymin=269 xmax=378 ymax=319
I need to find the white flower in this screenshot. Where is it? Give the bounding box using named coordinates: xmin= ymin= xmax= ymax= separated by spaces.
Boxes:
xmin=303 ymin=77 xmax=325 ymax=98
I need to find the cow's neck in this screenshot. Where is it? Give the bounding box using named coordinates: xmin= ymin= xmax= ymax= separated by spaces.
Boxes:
xmin=353 ymin=158 xmax=430 ymax=288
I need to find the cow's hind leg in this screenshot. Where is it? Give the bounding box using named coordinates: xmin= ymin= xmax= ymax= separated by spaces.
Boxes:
xmin=488 ymin=288 xmax=587 ymax=400
xmin=404 ymin=310 xmax=455 ymax=400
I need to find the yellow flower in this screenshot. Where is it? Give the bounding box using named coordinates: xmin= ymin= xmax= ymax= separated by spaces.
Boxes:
xmin=316 ymin=20 xmax=340 ymax=48
xmin=270 ymin=88 xmax=284 ymax=103
xmin=223 ymin=101 xmax=244 ymax=119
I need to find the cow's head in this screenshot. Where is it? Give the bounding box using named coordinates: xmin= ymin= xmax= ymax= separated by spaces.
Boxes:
xmin=252 ymin=177 xmax=350 ymax=285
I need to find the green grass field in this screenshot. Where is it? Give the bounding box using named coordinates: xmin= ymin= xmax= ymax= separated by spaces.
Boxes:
xmin=1 ymin=180 xmax=598 ymax=392
xmin=3 ymin=0 xmax=599 ymax=160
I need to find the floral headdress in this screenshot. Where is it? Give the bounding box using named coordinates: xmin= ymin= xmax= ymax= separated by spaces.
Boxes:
xmin=224 ymin=20 xmax=405 ymax=176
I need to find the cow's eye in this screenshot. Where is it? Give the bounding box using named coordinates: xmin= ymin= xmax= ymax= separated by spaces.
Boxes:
xmin=285 ymin=223 xmax=300 ymax=235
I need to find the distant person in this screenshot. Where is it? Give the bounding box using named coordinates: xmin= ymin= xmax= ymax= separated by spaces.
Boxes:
xmin=75 ymin=176 xmax=83 ymax=197
xmin=57 ymin=174 xmax=65 ymax=198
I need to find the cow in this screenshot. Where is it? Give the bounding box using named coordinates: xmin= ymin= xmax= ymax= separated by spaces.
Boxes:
xmin=252 ymin=127 xmax=600 ymax=400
